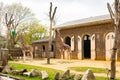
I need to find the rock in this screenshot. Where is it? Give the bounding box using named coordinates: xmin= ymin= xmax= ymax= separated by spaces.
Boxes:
xmin=54 ymin=72 xmax=61 ymax=80
xmin=62 ymin=70 xmax=70 ymax=79
xmin=40 ymin=71 xmax=48 ymax=79
xmin=74 ymin=74 xmax=81 ymax=80
xmin=0 ymin=66 xmax=4 ymax=72
xmin=0 ymin=76 xmax=15 ymax=80
xmin=23 ymin=72 xmax=31 ymax=76
xmin=30 ymin=69 xmax=40 ymax=77
xmin=81 ymin=69 xmax=96 ymax=80
xmin=70 ymin=74 xmax=75 ymax=79
xmin=23 ymin=69 xmax=39 ymax=77
xmin=2 ymin=65 xmax=13 ymax=74
xmin=11 ymin=70 xmax=20 ymax=75
xmin=19 ymin=69 xmax=27 ymax=75
xmin=11 ymin=69 xmax=27 ymax=75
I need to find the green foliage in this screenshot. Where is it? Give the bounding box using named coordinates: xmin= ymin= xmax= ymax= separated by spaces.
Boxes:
xmin=22 ymin=20 xmax=48 ymax=44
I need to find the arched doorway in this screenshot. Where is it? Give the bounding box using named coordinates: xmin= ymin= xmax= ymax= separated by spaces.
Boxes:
xmin=42 ymin=45 xmax=46 ymax=58
xmin=65 ymin=36 xmax=71 ymax=46
xmin=83 ymin=35 xmax=91 ymax=59
xmin=64 ymin=36 xmax=71 ymax=59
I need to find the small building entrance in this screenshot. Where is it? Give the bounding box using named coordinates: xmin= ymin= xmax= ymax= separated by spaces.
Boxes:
xmin=83 ymin=35 xmax=91 ymax=59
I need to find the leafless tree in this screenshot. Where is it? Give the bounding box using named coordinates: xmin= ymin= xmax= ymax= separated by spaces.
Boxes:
xmin=3 ymin=3 xmax=35 ymax=48
xmin=107 ymin=0 xmax=120 ymax=79
xmin=47 ymin=2 xmax=57 ymax=64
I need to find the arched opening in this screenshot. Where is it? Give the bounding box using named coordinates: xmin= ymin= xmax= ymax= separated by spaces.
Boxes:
xmin=83 ymin=35 xmax=91 ymax=59
xmin=51 ymin=45 xmax=54 ymax=51
xmin=42 ymin=45 xmax=46 ymax=58
xmin=65 ymin=36 xmax=71 ymax=46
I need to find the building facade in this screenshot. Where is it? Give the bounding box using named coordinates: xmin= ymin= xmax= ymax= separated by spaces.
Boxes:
xmin=32 ymin=39 xmax=56 ymax=58
xmin=32 ymin=15 xmax=120 ymax=61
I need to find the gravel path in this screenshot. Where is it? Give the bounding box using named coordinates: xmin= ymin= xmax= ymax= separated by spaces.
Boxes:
xmin=13 ymin=59 xmax=120 ymax=78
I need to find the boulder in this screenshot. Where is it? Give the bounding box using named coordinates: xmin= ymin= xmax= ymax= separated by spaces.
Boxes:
xmin=11 ymin=69 xmax=27 ymax=75
xmin=0 ymin=66 xmax=4 ymax=72
xmin=19 ymin=69 xmax=27 ymax=75
xmin=2 ymin=65 xmax=13 ymax=74
xmin=54 ymin=72 xmax=61 ymax=80
xmin=74 ymin=74 xmax=81 ymax=80
xmin=11 ymin=70 xmax=20 ymax=75
xmin=30 ymin=69 xmax=40 ymax=77
xmin=62 ymin=70 xmax=70 ymax=79
xmin=23 ymin=69 xmax=39 ymax=77
xmin=23 ymin=72 xmax=31 ymax=76
xmin=40 ymin=71 xmax=48 ymax=79
xmin=81 ymin=69 xmax=96 ymax=80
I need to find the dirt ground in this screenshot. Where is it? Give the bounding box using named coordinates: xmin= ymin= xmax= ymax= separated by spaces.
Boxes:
xmin=14 ymin=59 xmax=120 ymax=78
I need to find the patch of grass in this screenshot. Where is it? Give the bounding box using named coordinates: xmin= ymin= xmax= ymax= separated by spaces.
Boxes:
xmin=7 ymin=62 xmax=119 ymax=80
xmin=96 ymin=76 xmax=108 ymax=80
xmin=96 ymin=76 xmax=120 ymax=80
xmin=69 ymin=66 xmax=107 ymax=73
xmin=8 ymin=62 xmax=64 ymax=80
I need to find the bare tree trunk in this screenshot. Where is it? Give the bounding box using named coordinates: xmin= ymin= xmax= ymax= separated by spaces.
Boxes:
xmin=47 ymin=2 xmax=57 ymax=64
xmin=107 ymin=0 xmax=120 ymax=79
xmin=47 ymin=20 xmax=52 ymax=64
xmin=5 ymin=13 xmax=14 ymax=48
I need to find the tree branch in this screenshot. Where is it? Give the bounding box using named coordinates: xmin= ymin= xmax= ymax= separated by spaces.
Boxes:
xmin=52 ymin=7 xmax=57 ymax=21
xmin=49 ymin=2 xmax=52 ymax=20
xmin=107 ymin=3 xmax=115 ymax=23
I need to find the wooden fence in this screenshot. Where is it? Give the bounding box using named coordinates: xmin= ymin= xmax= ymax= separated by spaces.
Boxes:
xmin=9 ymin=48 xmax=23 ymax=59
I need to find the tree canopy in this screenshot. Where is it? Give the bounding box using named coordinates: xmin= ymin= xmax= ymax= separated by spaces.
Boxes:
xmin=0 ymin=2 xmax=48 ymax=48
xmin=22 ymin=20 xmax=48 ymax=44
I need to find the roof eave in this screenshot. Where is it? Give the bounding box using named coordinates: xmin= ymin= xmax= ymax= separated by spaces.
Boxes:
xmin=57 ymin=19 xmax=112 ymax=30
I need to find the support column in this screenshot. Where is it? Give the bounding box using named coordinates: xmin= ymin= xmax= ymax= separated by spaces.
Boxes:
xmin=75 ymin=35 xmax=82 ymax=59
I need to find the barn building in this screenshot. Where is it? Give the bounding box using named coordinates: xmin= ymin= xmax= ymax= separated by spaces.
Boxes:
xmin=32 ymin=14 xmax=120 ymax=61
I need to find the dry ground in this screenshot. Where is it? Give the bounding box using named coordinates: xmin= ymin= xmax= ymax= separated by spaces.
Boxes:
xmin=13 ymin=59 xmax=120 ymax=78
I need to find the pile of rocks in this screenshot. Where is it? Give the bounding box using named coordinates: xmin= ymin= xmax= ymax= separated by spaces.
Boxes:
xmin=54 ymin=70 xmax=82 ymax=80
xmin=0 ymin=65 xmax=49 ymax=79
xmin=0 ymin=65 xmax=96 ymax=80
xmin=54 ymin=69 xmax=96 ymax=80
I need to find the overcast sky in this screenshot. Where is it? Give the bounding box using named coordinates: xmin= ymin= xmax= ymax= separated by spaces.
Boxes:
xmin=0 ymin=0 xmax=113 ymax=25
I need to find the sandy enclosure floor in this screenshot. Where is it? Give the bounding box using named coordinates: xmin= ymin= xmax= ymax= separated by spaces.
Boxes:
xmin=13 ymin=59 xmax=120 ymax=78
